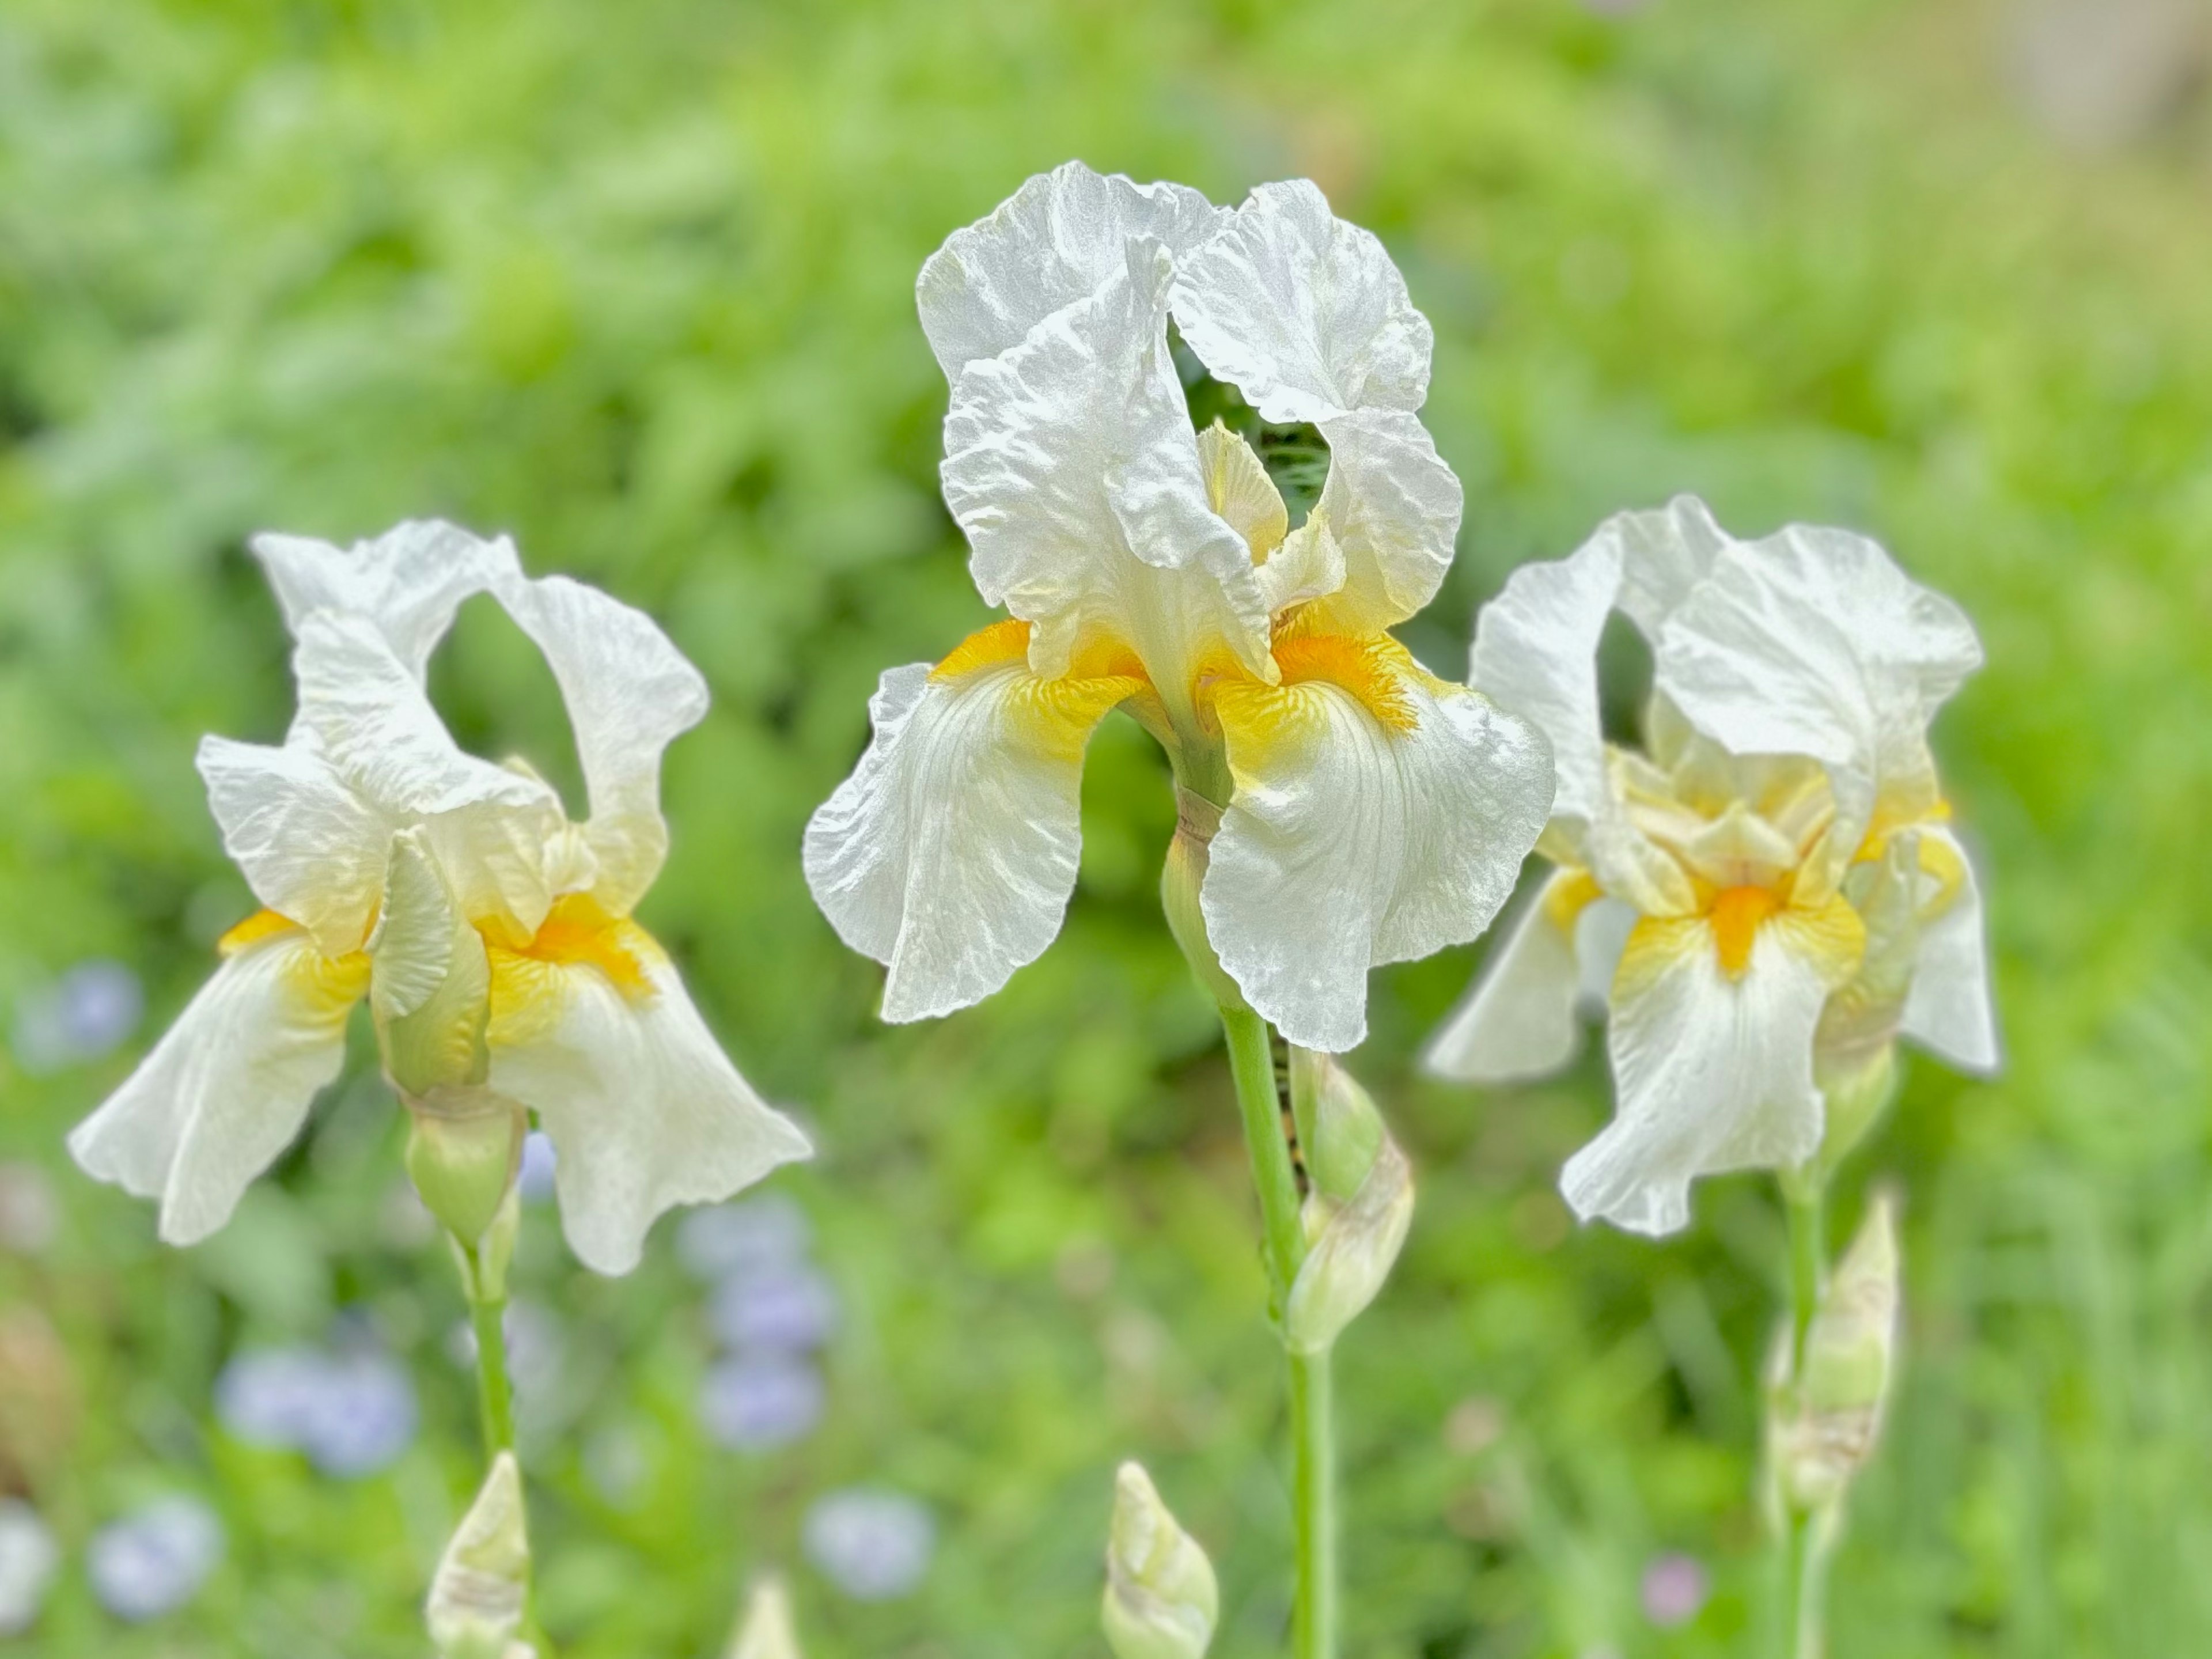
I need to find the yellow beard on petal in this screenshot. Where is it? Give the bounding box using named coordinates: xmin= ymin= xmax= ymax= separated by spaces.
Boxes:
xmin=486 ymin=892 xmax=661 ymax=1048
xmin=1615 ymin=890 xmax=1866 ymax=997
xmin=217 ymin=908 xmax=371 ymax=1008
xmin=931 ymin=617 xmax=1150 ymax=764
xmin=1208 ymin=631 xmax=1423 ymax=762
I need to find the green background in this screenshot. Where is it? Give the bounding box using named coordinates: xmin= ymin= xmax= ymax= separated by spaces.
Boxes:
xmin=3 ymin=0 xmax=2209 ymax=1654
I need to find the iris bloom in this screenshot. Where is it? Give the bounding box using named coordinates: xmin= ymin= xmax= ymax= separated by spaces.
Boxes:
xmin=805 ymin=163 xmax=1552 ymax=1051
xmin=69 ymin=522 xmax=809 ymax=1272
xmin=1425 ymin=498 xmax=1998 ymax=1233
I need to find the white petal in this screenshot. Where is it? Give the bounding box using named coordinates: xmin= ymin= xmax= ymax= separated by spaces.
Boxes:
xmin=491 ymin=573 xmax=709 ymax=916
xmin=1901 ymin=825 xmax=2000 ymax=1073
xmin=196 ymin=736 xmax=391 ymax=955
xmin=1656 ymin=522 xmax=1983 ymax=892
xmin=490 ymin=947 xmax=810 ymax=1275
xmin=1564 ymin=907 xmax=1858 ymax=1236
xmin=67 ymin=931 xmax=364 ymax=1245
xmin=1298 ymin=406 xmax=1460 ymax=634
xmin=803 ymin=635 xmax=1141 ymax=1022
xmin=1170 ymin=179 xmax=1432 ymax=425
xmin=940 ymin=238 xmax=1271 ymax=687
xmin=251 ymin=521 xmax=518 ymax=680
xmin=1421 ymin=873 xmax=1586 ymax=1082
xmin=291 ymin=610 xmax=565 ymax=937
xmin=1196 ymin=421 xmax=1289 ymax=559
xmin=1255 ymin=517 xmax=1347 ymax=617
xmin=916 ymin=160 xmax=1225 ymax=379
xmin=1202 ymin=643 xmax=1553 ymax=1052
xmin=1468 ymin=522 xmax=1694 ymax=914
xmin=1609 ymin=495 xmax=1730 ymax=637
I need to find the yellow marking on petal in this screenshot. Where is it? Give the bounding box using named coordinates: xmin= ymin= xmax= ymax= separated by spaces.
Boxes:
xmin=931 ymin=618 xmax=1035 ymax=680
xmin=1613 ymin=913 xmax=1707 ymax=1003
xmin=1709 ymin=885 xmax=1782 ymax=979
xmin=486 ymin=892 xmax=663 ymax=1048
xmin=219 ymin=908 xmax=303 ymax=956
xmin=1267 ymin=633 xmax=1420 ymax=734
xmin=1772 ymin=894 xmax=1868 ymax=991
xmin=1914 ymin=830 xmax=1968 ymax=923
xmin=1543 ymin=868 xmax=1603 ymax=931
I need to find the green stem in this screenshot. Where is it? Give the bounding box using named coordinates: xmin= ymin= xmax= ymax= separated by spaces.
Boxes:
xmin=1778 ymin=1177 xmax=1828 ymax=1659
xmin=1219 ymin=1003 xmax=1335 ymax=1659
xmin=465 ymin=1260 xmax=517 ymax=1459
xmin=1289 ymin=1347 xmax=1337 ymax=1659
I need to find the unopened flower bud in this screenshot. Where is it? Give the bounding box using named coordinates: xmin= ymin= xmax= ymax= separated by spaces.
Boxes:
xmin=1103 ymin=1462 xmax=1217 ymax=1659
xmin=1775 ymin=1192 xmax=1902 ymax=1514
xmin=1291 ymin=1048 xmax=1384 ymax=1204
xmin=428 ymin=1453 xmax=531 ymax=1659
xmin=726 ymin=1577 xmax=802 ymax=1658
xmin=406 ymin=1092 xmax=527 ymax=1254
xmin=1285 ymin=1131 xmax=1414 ymax=1355
xmin=1160 ymin=791 xmax=1245 ymax=1011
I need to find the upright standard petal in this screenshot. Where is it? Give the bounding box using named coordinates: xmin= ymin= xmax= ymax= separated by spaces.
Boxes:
xmin=916 ymin=161 xmax=1224 ymax=380
xmin=1900 ymin=825 xmax=2000 ymax=1073
xmin=803 ymin=623 xmax=1143 ymax=1022
xmin=196 ymin=736 xmax=391 ymax=956
xmin=940 ymin=239 xmax=1271 ymax=687
xmin=1422 ymin=871 xmax=1590 ymax=1083
xmin=1563 ymin=900 xmax=1862 ymax=1235
xmin=1202 ymin=638 xmax=1552 ymax=1052
xmin=1169 ymin=179 xmax=1431 ymax=425
xmin=251 ymin=521 xmax=517 ymax=680
xmin=1656 ymin=522 xmax=1982 ymax=893
xmin=290 ymin=610 xmax=566 ymax=937
xmin=1468 ymin=520 xmax=1694 ymax=915
xmin=492 ymin=573 xmax=709 ymax=916
xmin=487 ymin=925 xmax=810 ymax=1275
xmin=67 ymin=929 xmax=368 ymax=1245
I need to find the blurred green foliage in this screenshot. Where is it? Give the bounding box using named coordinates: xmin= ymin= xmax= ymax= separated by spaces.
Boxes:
xmin=3 ymin=0 xmax=2210 ymax=1654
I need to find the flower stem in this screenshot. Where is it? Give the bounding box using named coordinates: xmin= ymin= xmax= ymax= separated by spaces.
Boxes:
xmin=1778 ymin=1176 xmax=1828 ymax=1659
xmin=1219 ymin=1003 xmax=1336 ymax=1659
xmin=464 ymin=1253 xmax=517 ymax=1459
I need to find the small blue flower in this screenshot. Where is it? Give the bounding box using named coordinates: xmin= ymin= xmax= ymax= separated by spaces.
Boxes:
xmin=0 ymin=1501 xmax=60 ymax=1637
xmin=517 ymin=1131 xmax=558 ymax=1205
xmin=13 ymin=960 xmax=143 ymax=1074
xmin=698 ymin=1355 xmax=824 ymax=1451
xmin=802 ymin=1487 xmax=935 ymax=1603
xmin=214 ymin=1347 xmax=328 ymax=1449
xmin=86 ymin=1495 xmax=223 ymax=1623
xmin=708 ymin=1262 xmax=839 ymax=1354
xmin=297 ymin=1351 xmax=419 ymax=1478
xmin=676 ymin=1194 xmax=812 ymax=1282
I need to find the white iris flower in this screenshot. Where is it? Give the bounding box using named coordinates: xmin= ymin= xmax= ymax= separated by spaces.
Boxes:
xmin=1425 ymin=497 xmax=1998 ymax=1234
xmin=68 ymin=522 xmax=810 ymax=1273
xmin=805 ymin=163 xmax=1553 ymax=1052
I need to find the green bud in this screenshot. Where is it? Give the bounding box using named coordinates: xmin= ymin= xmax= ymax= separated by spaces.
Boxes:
xmin=1285 ymin=1131 xmax=1414 ymax=1356
xmin=1103 ymin=1462 xmax=1218 ymax=1659
xmin=1160 ymin=791 xmax=1246 ymax=1011
xmin=1291 ymin=1048 xmax=1384 ymax=1204
xmin=373 ymin=830 xmax=493 ymax=1099
xmin=726 ymin=1578 xmax=802 ymax=1659
xmin=406 ymin=1091 xmax=526 ymax=1254
xmin=1775 ymin=1191 xmax=1902 ymax=1514
xmin=427 ymin=1452 xmax=531 ymax=1659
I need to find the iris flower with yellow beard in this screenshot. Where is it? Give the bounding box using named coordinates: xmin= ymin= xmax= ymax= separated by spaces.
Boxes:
xmin=804 ymin=163 xmax=1554 ymax=1053
xmin=68 ymin=522 xmax=810 ymax=1274
xmin=1423 ymin=497 xmax=1999 ymax=1234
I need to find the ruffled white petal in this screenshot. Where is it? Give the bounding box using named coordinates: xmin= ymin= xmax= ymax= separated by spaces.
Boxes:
xmin=1297 ymin=408 xmax=1460 ymax=635
xmin=1656 ymin=522 xmax=1982 ymax=893
xmin=1469 ymin=522 xmax=1693 ymax=914
xmin=941 ymin=238 xmax=1271 ymax=688
xmin=1422 ymin=873 xmax=1586 ymax=1082
xmin=67 ymin=931 xmax=365 ymax=1245
xmin=917 ymin=160 xmax=1225 ymax=380
xmin=1203 ymin=649 xmax=1552 ymax=1052
xmin=290 ymin=610 xmax=565 ymax=937
xmin=251 ymin=521 xmax=518 ymax=680
xmin=1565 ymin=908 xmax=1855 ymax=1236
xmin=1901 ymin=825 xmax=2000 ymax=1073
xmin=490 ymin=949 xmax=811 ymax=1275
xmin=196 ymin=736 xmax=391 ymax=955
xmin=1169 ymin=179 xmax=1431 ymax=425
xmin=803 ymin=641 xmax=1141 ymax=1022
xmin=491 ymin=573 xmax=708 ymax=916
